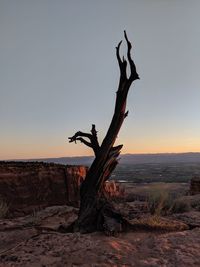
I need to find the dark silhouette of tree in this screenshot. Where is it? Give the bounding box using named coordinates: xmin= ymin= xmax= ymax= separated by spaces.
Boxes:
xmin=68 ymin=31 xmax=139 ymax=234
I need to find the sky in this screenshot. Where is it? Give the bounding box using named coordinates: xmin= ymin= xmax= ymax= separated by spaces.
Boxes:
xmin=0 ymin=0 xmax=200 ymax=160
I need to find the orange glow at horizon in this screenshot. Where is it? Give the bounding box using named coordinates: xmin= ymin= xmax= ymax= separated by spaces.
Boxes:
xmin=1 ymin=137 xmax=200 ymax=160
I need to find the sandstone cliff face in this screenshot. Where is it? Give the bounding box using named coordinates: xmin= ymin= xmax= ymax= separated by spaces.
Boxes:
xmin=104 ymin=180 xmax=125 ymax=199
xmin=0 ymin=162 xmax=125 ymax=217
xmin=0 ymin=162 xmax=87 ymax=216
xmin=65 ymin=166 xmax=86 ymax=206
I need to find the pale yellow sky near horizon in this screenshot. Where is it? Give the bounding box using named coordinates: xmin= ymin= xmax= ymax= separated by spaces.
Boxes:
xmin=1 ymin=135 xmax=200 ymax=160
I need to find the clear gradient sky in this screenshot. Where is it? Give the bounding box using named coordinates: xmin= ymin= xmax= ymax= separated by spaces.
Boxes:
xmin=1 ymin=0 xmax=200 ymax=160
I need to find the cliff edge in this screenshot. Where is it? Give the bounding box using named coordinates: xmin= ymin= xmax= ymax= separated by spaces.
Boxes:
xmin=0 ymin=162 xmax=87 ymax=216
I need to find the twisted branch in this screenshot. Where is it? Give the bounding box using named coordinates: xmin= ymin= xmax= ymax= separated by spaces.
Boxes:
xmin=68 ymin=124 xmax=99 ymax=156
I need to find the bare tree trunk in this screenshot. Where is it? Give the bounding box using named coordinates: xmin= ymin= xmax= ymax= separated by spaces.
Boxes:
xmin=68 ymin=31 xmax=139 ymax=234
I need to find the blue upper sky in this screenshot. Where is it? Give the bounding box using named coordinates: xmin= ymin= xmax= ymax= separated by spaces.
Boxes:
xmin=1 ymin=0 xmax=200 ymax=159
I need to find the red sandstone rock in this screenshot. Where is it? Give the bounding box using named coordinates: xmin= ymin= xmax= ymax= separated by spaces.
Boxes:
xmin=104 ymin=180 xmax=125 ymax=199
xmin=0 ymin=205 xmax=199 ymax=267
xmin=65 ymin=166 xmax=86 ymax=206
xmin=0 ymin=162 xmax=87 ymax=216
xmin=0 ymin=162 xmax=124 ymax=217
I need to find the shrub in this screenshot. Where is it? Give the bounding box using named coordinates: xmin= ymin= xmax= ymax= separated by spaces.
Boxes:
xmin=189 ymin=194 xmax=200 ymax=211
xmin=171 ymin=198 xmax=191 ymax=213
xmin=148 ymin=187 xmax=174 ymax=216
xmin=0 ymin=198 xmax=9 ymax=218
xmin=171 ymin=194 xmax=200 ymax=213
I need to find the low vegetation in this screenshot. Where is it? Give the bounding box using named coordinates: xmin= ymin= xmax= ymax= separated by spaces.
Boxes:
xmin=131 ymin=214 xmax=188 ymax=231
xmin=0 ymin=197 xmax=9 ymax=218
xmin=147 ymin=186 xmax=174 ymax=215
xmin=147 ymin=185 xmax=200 ymax=215
xmin=171 ymin=194 xmax=200 ymax=213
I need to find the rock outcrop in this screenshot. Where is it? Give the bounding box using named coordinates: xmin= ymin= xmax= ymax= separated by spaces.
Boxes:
xmin=190 ymin=177 xmax=200 ymax=195
xmin=0 ymin=162 xmax=124 ymax=217
xmin=0 ymin=205 xmax=199 ymax=267
xmin=104 ymin=180 xmax=125 ymax=199
xmin=0 ymin=162 xmax=87 ymax=216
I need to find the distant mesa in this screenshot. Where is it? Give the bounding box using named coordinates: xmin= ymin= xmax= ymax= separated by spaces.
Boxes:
xmin=10 ymin=152 xmax=200 ymax=166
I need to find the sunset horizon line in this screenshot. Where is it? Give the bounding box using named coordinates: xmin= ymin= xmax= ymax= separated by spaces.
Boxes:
xmin=2 ymin=151 xmax=200 ymax=161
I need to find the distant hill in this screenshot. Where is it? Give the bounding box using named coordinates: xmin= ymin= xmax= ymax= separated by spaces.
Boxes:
xmin=120 ymin=152 xmax=200 ymax=164
xmin=10 ymin=152 xmax=200 ymax=166
xmin=31 ymin=156 xmax=94 ymax=166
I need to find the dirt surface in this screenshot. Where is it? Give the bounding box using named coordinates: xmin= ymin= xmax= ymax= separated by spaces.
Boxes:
xmin=0 ymin=205 xmax=200 ymax=267
xmin=1 ymin=228 xmax=200 ymax=266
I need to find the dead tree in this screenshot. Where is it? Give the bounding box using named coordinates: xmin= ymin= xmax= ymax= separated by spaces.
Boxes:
xmin=68 ymin=31 xmax=139 ymax=234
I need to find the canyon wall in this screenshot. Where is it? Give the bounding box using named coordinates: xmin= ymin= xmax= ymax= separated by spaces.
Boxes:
xmin=0 ymin=162 xmax=87 ymax=216
xmin=0 ymin=162 xmax=124 ymax=217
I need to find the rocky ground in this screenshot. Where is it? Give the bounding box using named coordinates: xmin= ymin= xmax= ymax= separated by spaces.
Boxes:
xmin=0 ymin=203 xmax=200 ymax=267
xmin=0 ymin=163 xmax=200 ymax=266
